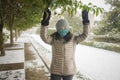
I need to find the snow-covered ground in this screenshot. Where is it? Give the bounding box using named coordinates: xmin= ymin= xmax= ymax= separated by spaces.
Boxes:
xmin=0 ymin=42 xmax=25 ymax=80
xmin=0 ymin=43 xmax=24 ymax=64
xmin=75 ymin=45 xmax=120 ymax=80
xmin=0 ymin=69 xmax=25 ymax=80
xmin=21 ymin=33 xmax=120 ymax=80
xmin=5 ymin=43 xmax=24 ymax=50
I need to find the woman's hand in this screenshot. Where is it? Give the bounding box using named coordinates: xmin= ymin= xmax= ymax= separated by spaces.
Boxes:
xmin=41 ymin=8 xmax=51 ymax=26
xmin=82 ymin=9 xmax=90 ymax=25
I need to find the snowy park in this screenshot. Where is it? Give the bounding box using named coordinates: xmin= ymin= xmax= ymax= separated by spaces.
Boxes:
xmin=0 ymin=0 xmax=120 ymax=80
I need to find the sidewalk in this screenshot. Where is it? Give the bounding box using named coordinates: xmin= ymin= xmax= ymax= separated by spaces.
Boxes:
xmin=0 ymin=42 xmax=25 ymax=80
xmin=0 ymin=36 xmax=49 ymax=80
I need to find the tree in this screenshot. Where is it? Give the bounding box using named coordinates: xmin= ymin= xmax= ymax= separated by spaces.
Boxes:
xmin=0 ymin=0 xmax=8 ymax=56
xmin=106 ymin=0 xmax=120 ymax=30
xmin=4 ymin=0 xmax=42 ymax=45
xmin=95 ymin=0 xmax=120 ymax=36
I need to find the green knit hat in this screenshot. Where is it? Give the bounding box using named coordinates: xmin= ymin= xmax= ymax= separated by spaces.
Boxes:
xmin=56 ymin=19 xmax=70 ymax=30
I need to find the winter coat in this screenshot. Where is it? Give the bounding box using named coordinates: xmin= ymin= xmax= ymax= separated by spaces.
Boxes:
xmin=40 ymin=24 xmax=89 ymax=76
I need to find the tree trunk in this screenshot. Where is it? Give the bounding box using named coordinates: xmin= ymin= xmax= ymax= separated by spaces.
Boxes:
xmin=0 ymin=23 xmax=5 ymax=56
xmin=15 ymin=28 xmax=18 ymax=41
xmin=8 ymin=0 xmax=14 ymax=45
xmin=18 ymin=30 xmax=21 ymax=37
xmin=9 ymin=24 xmax=14 ymax=45
xmin=0 ymin=0 xmax=5 ymax=56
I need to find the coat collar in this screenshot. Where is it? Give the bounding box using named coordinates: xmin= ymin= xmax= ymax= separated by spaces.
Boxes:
xmin=51 ymin=32 xmax=73 ymax=42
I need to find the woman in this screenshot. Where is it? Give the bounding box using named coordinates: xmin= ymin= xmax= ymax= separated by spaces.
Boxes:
xmin=40 ymin=8 xmax=90 ymax=80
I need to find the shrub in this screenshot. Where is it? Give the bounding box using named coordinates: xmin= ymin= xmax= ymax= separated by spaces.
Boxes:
xmin=81 ymin=41 xmax=120 ymax=53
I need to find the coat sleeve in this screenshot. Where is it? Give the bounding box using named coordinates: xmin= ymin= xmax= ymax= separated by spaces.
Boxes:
xmin=40 ymin=25 xmax=52 ymax=45
xmin=74 ymin=24 xmax=89 ymax=44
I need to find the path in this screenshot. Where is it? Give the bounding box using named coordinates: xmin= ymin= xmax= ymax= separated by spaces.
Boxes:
xmin=75 ymin=45 xmax=120 ymax=80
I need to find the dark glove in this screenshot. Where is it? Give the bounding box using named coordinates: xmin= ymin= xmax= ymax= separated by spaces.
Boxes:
xmin=41 ymin=8 xmax=51 ymax=26
xmin=82 ymin=9 xmax=90 ymax=25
